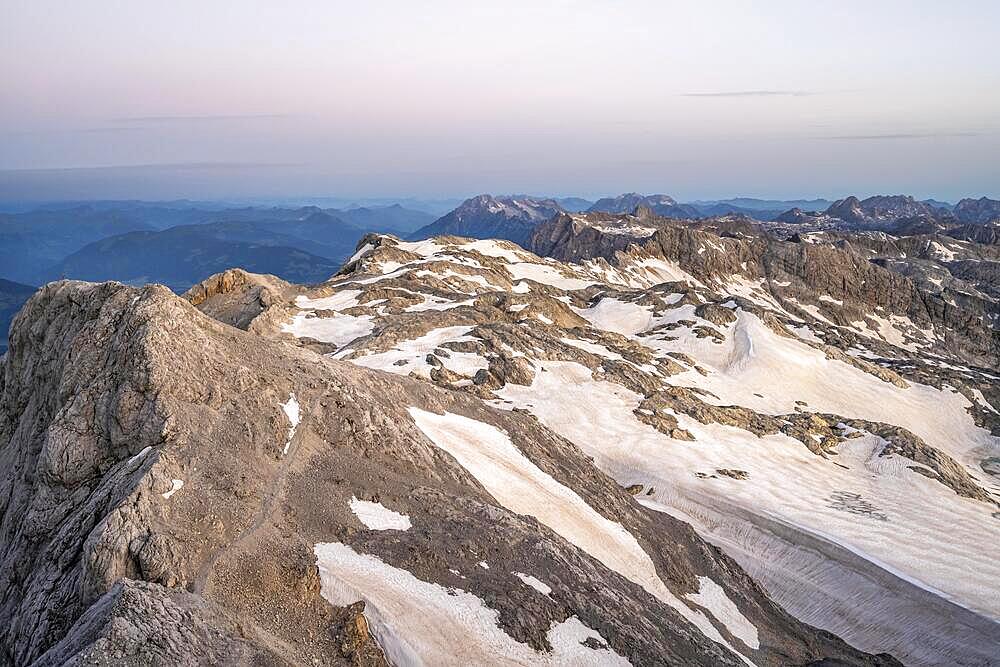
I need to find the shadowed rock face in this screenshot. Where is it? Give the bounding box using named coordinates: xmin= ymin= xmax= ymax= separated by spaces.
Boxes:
xmin=823 ymin=195 xmax=946 ymax=228
xmin=954 ymin=197 xmax=1000 ymax=225
xmin=587 ymin=193 xmax=698 ymax=219
xmin=0 ymin=279 xmax=905 ymax=665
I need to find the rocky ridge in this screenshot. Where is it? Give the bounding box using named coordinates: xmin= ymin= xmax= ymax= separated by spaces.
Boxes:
xmin=216 ymin=223 xmax=1000 ymax=666
xmin=0 ymin=276 xmax=908 ymax=665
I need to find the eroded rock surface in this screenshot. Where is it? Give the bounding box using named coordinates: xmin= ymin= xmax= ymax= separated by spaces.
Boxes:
xmin=0 ymin=279 xmax=906 ymax=665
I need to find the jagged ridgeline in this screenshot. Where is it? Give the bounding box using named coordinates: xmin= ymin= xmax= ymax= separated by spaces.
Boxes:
xmin=2 ymin=206 xmax=999 ymax=665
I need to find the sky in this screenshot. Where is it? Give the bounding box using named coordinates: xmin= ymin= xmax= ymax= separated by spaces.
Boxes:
xmin=2 ymin=0 xmax=999 ymax=202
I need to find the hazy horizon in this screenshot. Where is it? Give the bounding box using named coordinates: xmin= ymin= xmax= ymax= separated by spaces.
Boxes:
xmin=3 ymin=0 xmax=999 ymax=201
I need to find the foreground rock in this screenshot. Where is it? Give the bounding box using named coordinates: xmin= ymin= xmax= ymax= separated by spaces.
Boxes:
xmin=0 ymin=280 xmax=905 ymax=665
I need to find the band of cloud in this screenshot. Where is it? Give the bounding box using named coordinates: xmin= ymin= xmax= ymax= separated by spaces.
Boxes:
xmin=682 ymin=90 xmax=812 ymax=98
xmin=823 ymin=131 xmax=982 ymax=140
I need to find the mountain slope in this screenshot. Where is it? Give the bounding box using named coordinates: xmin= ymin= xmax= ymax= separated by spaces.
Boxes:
xmin=337 ymin=204 xmax=436 ymax=234
xmin=954 ymin=197 xmax=1000 ymax=225
xmin=821 ymin=195 xmax=947 ymax=228
xmin=0 ymin=279 xmax=902 ymax=666
xmin=45 ymin=222 xmax=346 ymax=292
xmin=244 ymin=227 xmax=999 ymax=666
xmin=409 ymin=195 xmax=564 ymax=246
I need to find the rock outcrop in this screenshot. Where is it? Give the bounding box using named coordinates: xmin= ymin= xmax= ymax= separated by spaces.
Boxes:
xmin=0 ymin=279 xmax=908 ymax=665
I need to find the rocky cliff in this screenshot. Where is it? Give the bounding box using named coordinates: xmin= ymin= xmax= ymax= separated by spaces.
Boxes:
xmin=0 ymin=278 xmax=910 ymax=665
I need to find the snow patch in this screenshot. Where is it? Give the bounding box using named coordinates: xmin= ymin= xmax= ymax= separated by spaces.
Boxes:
xmin=572 ymin=298 xmax=652 ymax=336
xmin=162 ymin=479 xmax=184 ymax=499
xmin=280 ymin=393 xmax=300 ymax=455
xmin=347 ymin=243 xmax=374 ymax=265
xmin=406 ymin=407 xmax=745 ymax=657
xmin=281 ymin=312 xmax=374 ymax=348
xmin=314 ymin=542 xmax=631 ymax=666
xmin=514 ymin=572 xmax=552 ymax=596
xmin=686 ymin=577 xmax=760 ymax=649
xmin=349 ymin=497 xmax=412 ymax=531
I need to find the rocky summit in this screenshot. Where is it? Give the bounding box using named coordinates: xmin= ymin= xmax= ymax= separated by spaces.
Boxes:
xmin=2 ymin=209 xmax=999 ymax=667
xmin=409 ymin=195 xmax=566 ymax=248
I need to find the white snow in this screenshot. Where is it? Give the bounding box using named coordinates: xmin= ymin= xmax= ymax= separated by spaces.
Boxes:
xmin=395 ymin=239 xmax=446 ymax=257
xmin=295 ymin=289 xmax=362 ymax=311
xmin=860 ymin=313 xmax=927 ymax=352
xmin=786 ymin=324 xmax=822 ymax=344
xmin=281 ymin=311 xmax=374 ymax=347
xmin=406 ymin=408 xmax=672 ymax=600
xmin=404 ymin=294 xmax=475 ymax=312
xmin=347 ymin=243 xmax=374 ymax=265
xmin=406 ymin=407 xmax=749 ymax=659
xmin=349 ymin=497 xmax=412 ymax=531
xmin=350 ymin=326 xmax=486 ymax=379
xmin=970 ymin=388 xmax=999 ymax=416
xmin=514 ymin=572 xmax=552 ymax=596
xmin=560 ymin=337 xmax=624 ymax=361
xmin=686 ymin=577 xmax=760 ymax=649
xmin=494 ymin=354 xmax=1000 ymax=620
xmin=283 ymin=289 xmax=379 ymax=347
xmin=162 ymin=479 xmax=184 ymax=499
xmin=280 ymin=393 xmax=300 ymax=455
xmin=414 ymin=268 xmax=502 ymax=292
xmin=572 ymin=298 xmax=652 ymax=336
xmin=626 ymin=257 xmax=698 ymax=286
xmin=506 ymin=262 xmax=594 ymax=290
xmin=927 ymin=240 xmax=957 ymax=261
xmin=314 ymin=542 xmax=631 ymax=666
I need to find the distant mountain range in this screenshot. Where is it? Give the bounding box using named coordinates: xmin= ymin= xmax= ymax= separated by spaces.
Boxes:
xmin=46 ymin=221 xmax=349 ymax=293
xmin=3 ymin=194 xmax=999 ymax=297
xmin=588 ymin=193 xmax=697 ymax=218
xmin=0 ymin=207 xmax=156 ymax=284
xmin=689 ymin=197 xmax=834 ymax=211
xmin=775 ymin=195 xmax=1000 ymax=230
xmin=408 ymin=193 xmax=1000 ymax=249
xmin=954 ymin=197 xmax=1000 ymax=224
xmin=0 ymin=202 xmax=434 ymax=289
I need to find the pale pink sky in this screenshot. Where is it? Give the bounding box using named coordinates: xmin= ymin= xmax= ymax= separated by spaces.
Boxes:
xmin=2 ymin=0 xmax=998 ymax=200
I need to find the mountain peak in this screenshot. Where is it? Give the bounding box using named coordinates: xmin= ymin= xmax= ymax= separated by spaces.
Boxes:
xmin=588 ymin=193 xmax=695 ymax=218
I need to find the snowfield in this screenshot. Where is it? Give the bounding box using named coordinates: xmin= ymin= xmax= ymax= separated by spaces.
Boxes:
xmin=686 ymin=577 xmax=760 ymax=650
xmin=314 ymin=542 xmax=632 ymax=666
xmin=407 ymin=407 xmax=757 ymax=663
xmin=276 ymin=232 xmax=999 ymax=665
xmin=496 ymin=359 xmax=1000 ymax=620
